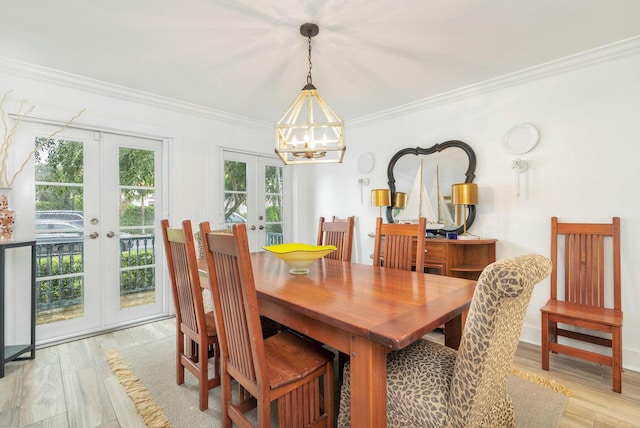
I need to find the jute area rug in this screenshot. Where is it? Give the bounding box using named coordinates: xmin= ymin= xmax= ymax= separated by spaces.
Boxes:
xmin=107 ymin=336 xmax=569 ymax=428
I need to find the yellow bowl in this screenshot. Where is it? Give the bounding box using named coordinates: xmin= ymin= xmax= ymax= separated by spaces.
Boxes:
xmin=263 ymin=243 xmax=336 ymax=275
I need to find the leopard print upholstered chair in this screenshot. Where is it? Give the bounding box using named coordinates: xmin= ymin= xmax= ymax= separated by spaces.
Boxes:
xmin=337 ymin=253 xmax=552 ymax=428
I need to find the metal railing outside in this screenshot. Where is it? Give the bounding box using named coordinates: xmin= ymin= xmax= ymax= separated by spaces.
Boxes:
xmin=36 ymin=235 xmax=156 ymax=312
xmin=265 ymin=232 xmax=284 ymax=246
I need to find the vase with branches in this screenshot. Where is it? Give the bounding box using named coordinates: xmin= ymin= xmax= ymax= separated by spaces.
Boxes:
xmin=0 ymin=89 xmax=84 ymax=241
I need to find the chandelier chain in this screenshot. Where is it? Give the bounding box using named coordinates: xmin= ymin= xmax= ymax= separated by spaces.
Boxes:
xmin=307 ymin=34 xmax=313 ymax=85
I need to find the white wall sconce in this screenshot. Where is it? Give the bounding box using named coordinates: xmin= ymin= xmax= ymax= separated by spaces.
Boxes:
xmin=358 ymin=178 xmax=370 ymax=204
xmin=512 ymin=159 xmax=528 ymax=198
xmin=357 ymin=153 xmax=374 ymax=203
xmin=504 ymin=123 xmax=539 ymax=198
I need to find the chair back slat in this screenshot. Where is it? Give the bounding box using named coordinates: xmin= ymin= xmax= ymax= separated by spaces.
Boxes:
xmin=385 ymin=235 xmax=413 ymax=270
xmin=215 ymin=249 xmax=256 ymax=382
xmin=373 ymin=217 xmax=426 ymax=271
xmin=169 ymin=240 xmax=198 ymax=330
xmin=552 ymin=217 xmax=620 ymax=310
xmin=563 ymin=232 xmax=603 ymax=306
xmin=161 ymin=219 xmax=206 ymax=335
xmin=201 ymin=222 xmax=266 ymax=389
xmin=317 ymin=216 xmax=355 ymax=261
xmin=325 ymin=230 xmax=346 ymax=259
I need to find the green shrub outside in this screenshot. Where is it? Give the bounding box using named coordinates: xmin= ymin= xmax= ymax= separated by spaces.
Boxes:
xmin=37 ymin=249 xmax=155 ymax=310
xmin=120 ymin=205 xmax=155 ymax=227
xmin=120 ymin=250 xmax=155 ymax=295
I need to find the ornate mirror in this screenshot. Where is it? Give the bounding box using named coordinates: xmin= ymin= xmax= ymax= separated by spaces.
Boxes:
xmin=386 ymin=141 xmax=476 ymax=235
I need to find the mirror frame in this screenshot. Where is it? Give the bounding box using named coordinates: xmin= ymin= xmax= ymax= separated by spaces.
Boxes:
xmin=386 ymin=140 xmax=477 ymax=235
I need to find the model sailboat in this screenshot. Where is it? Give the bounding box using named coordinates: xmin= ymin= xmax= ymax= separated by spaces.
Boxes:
xmin=430 ymin=165 xmax=455 ymax=227
xmin=395 ymin=160 xmax=445 ymax=230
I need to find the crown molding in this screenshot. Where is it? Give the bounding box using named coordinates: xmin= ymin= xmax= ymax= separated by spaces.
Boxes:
xmin=350 ymin=35 xmax=640 ymax=128
xmin=2 ymin=35 xmax=639 ymax=132
xmin=0 ymin=56 xmax=272 ymax=131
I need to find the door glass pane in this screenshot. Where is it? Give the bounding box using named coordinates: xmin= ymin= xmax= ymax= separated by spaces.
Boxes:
xmin=119 ymin=148 xmax=156 ymax=309
xmin=265 ymin=165 xmax=284 ymax=245
xmin=34 ymin=138 xmax=85 ymax=325
xmin=224 ymin=160 xmax=248 ymax=225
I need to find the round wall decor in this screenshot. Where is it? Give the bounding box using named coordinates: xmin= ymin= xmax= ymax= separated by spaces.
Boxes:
xmin=357 ymin=152 xmax=375 ymax=174
xmin=504 ymin=123 xmax=539 ymax=154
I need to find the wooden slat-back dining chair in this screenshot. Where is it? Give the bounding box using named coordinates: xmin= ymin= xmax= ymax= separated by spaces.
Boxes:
xmin=200 ymin=222 xmax=335 ymax=428
xmin=161 ymin=219 xmax=220 ymax=410
xmin=317 ymin=215 xmax=355 ymax=382
xmin=373 ymin=216 xmax=427 ymax=271
xmin=541 ymin=217 xmax=623 ymax=392
xmin=317 ymin=216 xmax=355 ymax=261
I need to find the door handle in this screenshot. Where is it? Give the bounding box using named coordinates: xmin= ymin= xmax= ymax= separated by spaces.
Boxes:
xmin=106 ymin=231 xmax=115 ymax=238
xmin=87 ymin=232 xmax=99 ymax=239
xmin=250 ymin=225 xmax=256 ymax=230
xmin=259 ymin=225 xmax=264 ymax=230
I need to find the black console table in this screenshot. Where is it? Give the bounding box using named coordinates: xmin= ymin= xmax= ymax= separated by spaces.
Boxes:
xmin=1 ymin=240 xmax=36 ymax=378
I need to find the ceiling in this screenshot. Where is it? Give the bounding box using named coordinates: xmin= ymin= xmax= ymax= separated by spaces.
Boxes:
xmin=2 ymin=1 xmax=639 ymax=123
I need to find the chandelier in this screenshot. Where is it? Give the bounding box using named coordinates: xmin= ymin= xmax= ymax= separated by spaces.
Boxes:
xmin=275 ymin=23 xmax=345 ymax=165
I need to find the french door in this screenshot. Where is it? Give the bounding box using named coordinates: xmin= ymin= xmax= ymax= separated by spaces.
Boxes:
xmin=221 ymin=150 xmax=289 ymax=252
xmin=25 ymin=123 xmax=165 ymax=343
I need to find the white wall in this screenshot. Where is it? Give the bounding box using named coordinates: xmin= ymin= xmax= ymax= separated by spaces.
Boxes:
xmin=0 ymin=62 xmax=274 ymax=231
xmin=0 ymin=59 xmax=273 ymax=344
xmin=2 ymin=39 xmax=638 ymax=371
xmin=300 ymin=43 xmax=640 ymax=371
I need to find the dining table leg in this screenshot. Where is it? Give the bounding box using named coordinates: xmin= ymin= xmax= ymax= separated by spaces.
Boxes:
xmin=349 ymin=334 xmax=388 ymax=428
xmin=444 ymin=312 xmax=464 ymax=350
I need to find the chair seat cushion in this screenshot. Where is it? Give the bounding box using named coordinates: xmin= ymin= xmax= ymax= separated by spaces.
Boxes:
xmin=338 ymin=339 xmax=457 ymax=428
xmin=540 ymin=300 xmax=623 ymax=327
xmin=265 ymin=331 xmax=335 ymax=389
xmin=204 ymin=311 xmax=217 ymax=337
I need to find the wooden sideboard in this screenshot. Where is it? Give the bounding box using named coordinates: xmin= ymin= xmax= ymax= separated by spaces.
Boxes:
xmin=423 ymin=238 xmax=497 ymax=280
xmin=370 ymin=233 xmax=497 ymax=280
xmin=422 ymin=238 xmax=496 ymax=329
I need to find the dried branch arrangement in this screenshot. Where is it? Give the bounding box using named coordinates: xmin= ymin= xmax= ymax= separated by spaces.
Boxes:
xmin=0 ymin=89 xmax=85 ymax=188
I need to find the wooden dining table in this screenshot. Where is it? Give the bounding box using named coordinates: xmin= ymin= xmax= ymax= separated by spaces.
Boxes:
xmin=199 ymin=251 xmax=476 ymax=428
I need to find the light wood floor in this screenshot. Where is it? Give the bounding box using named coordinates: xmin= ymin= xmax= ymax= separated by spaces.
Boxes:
xmin=1 ymin=318 xmax=639 ymax=427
